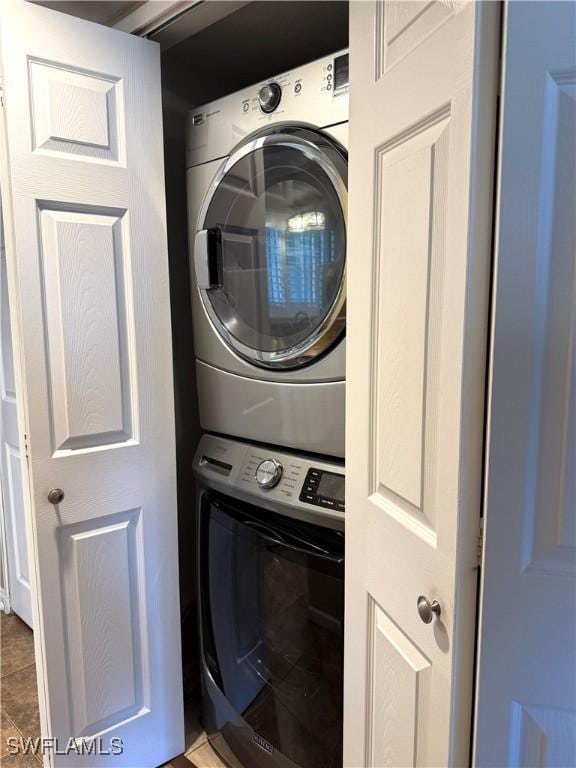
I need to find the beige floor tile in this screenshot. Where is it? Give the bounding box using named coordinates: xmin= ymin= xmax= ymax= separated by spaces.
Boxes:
xmin=187 ymin=742 xmax=228 ymax=768
xmin=1 ymin=710 xmax=21 ymax=759
xmin=0 ymin=748 xmax=40 ymax=767
xmin=184 ymin=730 xmax=208 ymax=757
xmin=183 ymin=705 xmax=207 ymax=755
xmin=0 ymin=666 xmax=40 ymax=742
xmin=171 ymin=757 xmax=195 ymax=768
xmin=0 ymin=615 xmax=35 ymax=679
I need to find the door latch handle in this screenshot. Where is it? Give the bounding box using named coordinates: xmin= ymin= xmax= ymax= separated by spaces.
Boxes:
xmin=47 ymin=488 xmax=65 ymax=505
xmin=417 ymin=595 xmax=441 ymax=624
xmin=194 ymin=228 xmax=222 ymax=290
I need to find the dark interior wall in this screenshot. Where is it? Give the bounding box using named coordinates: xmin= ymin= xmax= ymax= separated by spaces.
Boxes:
xmin=162 ymin=0 xmax=349 ymax=106
xmin=160 ymin=82 xmax=200 ymax=696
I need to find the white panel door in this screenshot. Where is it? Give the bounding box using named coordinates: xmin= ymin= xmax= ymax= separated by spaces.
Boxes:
xmin=0 ymin=168 xmax=33 ymax=628
xmin=475 ymin=3 xmax=576 ymax=766
xmin=0 ymin=3 xmax=183 ymax=766
xmin=344 ymin=3 xmax=499 ymax=766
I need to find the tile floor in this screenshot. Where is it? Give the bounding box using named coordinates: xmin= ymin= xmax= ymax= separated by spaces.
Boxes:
xmin=1 ymin=612 xmax=41 ymax=767
xmin=172 ymin=703 xmax=227 ymax=768
xmin=0 ymin=612 xmax=227 ymax=768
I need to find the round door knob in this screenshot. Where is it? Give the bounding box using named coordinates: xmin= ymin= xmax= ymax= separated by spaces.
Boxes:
xmin=417 ymin=595 xmax=441 ymax=624
xmin=255 ymin=459 xmax=283 ymax=489
xmin=47 ymin=488 xmax=65 ymax=505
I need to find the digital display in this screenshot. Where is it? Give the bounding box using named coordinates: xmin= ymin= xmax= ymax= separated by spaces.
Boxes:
xmin=334 ymin=54 xmax=349 ymax=91
xmin=317 ymin=472 xmax=345 ymax=502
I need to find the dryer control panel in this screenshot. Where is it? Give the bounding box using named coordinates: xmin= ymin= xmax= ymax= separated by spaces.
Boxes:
xmin=186 ymin=49 xmax=349 ymax=168
xmin=193 ymin=433 xmax=345 ymax=529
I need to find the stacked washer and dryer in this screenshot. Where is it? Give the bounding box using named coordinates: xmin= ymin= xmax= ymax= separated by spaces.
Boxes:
xmin=188 ymin=51 xmax=349 ymax=768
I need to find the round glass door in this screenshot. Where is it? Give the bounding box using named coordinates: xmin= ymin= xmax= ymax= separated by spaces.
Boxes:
xmin=197 ymin=129 xmax=347 ymax=369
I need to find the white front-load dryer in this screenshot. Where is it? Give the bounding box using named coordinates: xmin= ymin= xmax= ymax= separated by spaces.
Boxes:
xmin=187 ymin=51 xmax=349 ymax=458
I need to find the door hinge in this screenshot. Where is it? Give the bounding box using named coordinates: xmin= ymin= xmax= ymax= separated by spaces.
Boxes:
xmin=477 ymin=518 xmax=484 ymax=567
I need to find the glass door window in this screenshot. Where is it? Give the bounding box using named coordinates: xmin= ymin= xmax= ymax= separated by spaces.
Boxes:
xmin=198 ymin=130 xmax=347 ymax=368
xmin=200 ymin=492 xmax=344 ymax=768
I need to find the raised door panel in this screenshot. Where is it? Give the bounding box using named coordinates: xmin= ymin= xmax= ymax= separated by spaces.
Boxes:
xmin=367 ymin=600 xmax=432 ymax=767
xmin=39 ymin=205 xmax=135 ymax=452
xmin=372 ymin=109 xmax=450 ymax=541
xmin=29 ymin=59 xmax=124 ymax=163
xmin=523 ymin=74 xmax=575 ymax=576
xmin=510 ymin=703 xmax=576 ymax=768
xmin=0 ymin=191 xmax=32 ymax=627
xmin=0 ymin=252 xmax=15 ymax=402
xmin=3 ymin=443 xmax=30 ymax=591
xmin=59 ymin=508 xmax=148 ymax=737
xmin=376 ymin=0 xmax=454 ymax=76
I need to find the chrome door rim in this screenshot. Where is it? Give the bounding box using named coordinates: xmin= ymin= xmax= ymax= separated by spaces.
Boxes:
xmin=196 ymin=127 xmax=348 ymax=370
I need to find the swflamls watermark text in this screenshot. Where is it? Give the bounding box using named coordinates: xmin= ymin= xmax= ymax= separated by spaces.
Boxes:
xmin=6 ymin=736 xmax=124 ymax=756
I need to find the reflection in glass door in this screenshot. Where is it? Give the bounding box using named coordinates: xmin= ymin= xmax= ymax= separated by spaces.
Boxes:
xmin=200 ymin=493 xmax=344 ymax=768
xmin=197 ymin=129 xmax=347 ymax=368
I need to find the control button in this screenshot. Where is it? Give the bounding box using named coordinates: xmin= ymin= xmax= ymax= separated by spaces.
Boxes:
xmin=327 ymin=63 xmax=333 ymax=71
xmin=255 ymin=459 xmax=283 ymax=489
xmin=304 ymin=484 xmax=316 ymax=493
xmin=258 ymin=82 xmax=282 ymax=113
xmin=318 ymin=498 xmax=336 ymax=508
xmin=300 ymin=493 xmax=316 ymax=504
xmin=327 ymin=73 xmax=332 ymax=80
xmin=309 ymin=469 xmax=321 ymax=478
xmin=242 ymin=102 xmax=249 ymax=113
xmin=294 ymin=83 xmax=302 ymax=94
xmin=327 ymin=84 xmax=332 ymax=91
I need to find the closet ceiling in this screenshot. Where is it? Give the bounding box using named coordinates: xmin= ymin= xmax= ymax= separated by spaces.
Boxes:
xmin=29 ymin=0 xmax=141 ymax=25
xmin=162 ymin=1 xmax=349 ymax=105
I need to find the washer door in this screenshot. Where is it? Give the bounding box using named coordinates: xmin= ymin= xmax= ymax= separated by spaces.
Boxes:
xmin=194 ymin=127 xmax=347 ymax=370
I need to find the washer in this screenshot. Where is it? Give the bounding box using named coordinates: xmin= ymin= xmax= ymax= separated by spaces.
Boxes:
xmin=187 ymin=51 xmax=349 ymax=458
xmin=194 ymin=433 xmax=345 ymax=768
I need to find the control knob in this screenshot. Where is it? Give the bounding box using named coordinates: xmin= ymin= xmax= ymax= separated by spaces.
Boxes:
xmin=258 ymin=82 xmax=282 ymax=113
xmin=255 ymin=459 xmax=283 ymax=489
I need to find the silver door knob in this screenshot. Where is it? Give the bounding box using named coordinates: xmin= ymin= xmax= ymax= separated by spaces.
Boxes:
xmin=47 ymin=488 xmax=65 ymax=505
xmin=417 ymin=595 xmax=441 ymax=624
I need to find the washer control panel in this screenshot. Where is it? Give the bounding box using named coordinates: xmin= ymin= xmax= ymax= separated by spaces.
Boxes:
xmin=255 ymin=458 xmax=283 ymax=488
xmin=242 ymin=450 xmax=302 ymax=500
xmin=258 ymin=81 xmax=282 ymax=113
xmin=193 ymin=434 xmax=345 ymax=527
xmin=299 ymin=468 xmax=345 ymax=512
